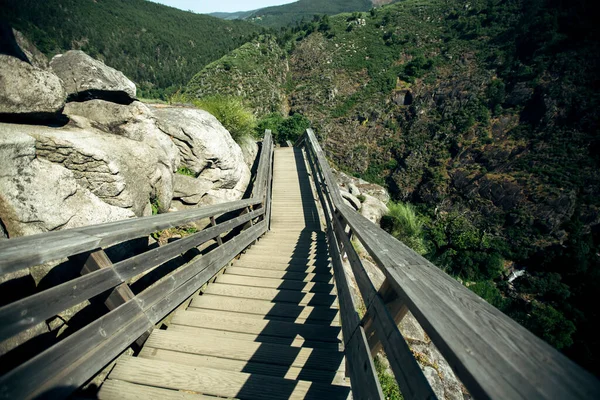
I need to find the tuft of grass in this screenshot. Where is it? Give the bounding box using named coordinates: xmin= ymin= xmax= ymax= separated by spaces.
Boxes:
xmin=357 ymin=194 xmax=366 ymax=203
xmin=381 ymin=202 xmax=428 ymax=255
xmin=374 ymin=356 xmax=403 ymax=400
xmin=191 ymin=95 xmax=257 ymax=143
xmin=176 ymin=166 xmax=196 ymax=177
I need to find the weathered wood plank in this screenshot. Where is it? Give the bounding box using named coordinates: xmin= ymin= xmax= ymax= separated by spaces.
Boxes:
xmin=144 ymin=330 xmax=344 ymax=372
xmin=0 ymin=210 xmax=262 ymax=342
xmin=170 ymin=309 xmax=341 ymax=342
xmin=108 ymin=356 xmax=351 ymax=400
xmin=224 ymin=266 xmax=334 ymax=283
xmin=0 ymin=299 xmax=153 ymax=399
xmin=138 ymin=348 xmax=348 ymax=385
xmin=332 ymin=212 xmax=435 ymax=400
xmin=301 ymin=128 xmax=600 ymax=399
xmin=304 ymin=140 xmax=384 ymax=400
xmin=215 ymin=274 xmax=336 ymax=294
xmin=202 ymin=282 xmax=338 ymax=307
xmin=99 ymin=379 xmax=220 ymax=400
xmin=0 ymin=198 xmax=260 ymax=275
xmin=168 ymin=324 xmax=342 ymax=350
xmin=190 ymin=294 xmax=339 ymax=323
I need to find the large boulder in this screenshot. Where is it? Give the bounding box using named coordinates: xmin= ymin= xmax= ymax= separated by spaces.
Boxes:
xmin=12 ymin=28 xmax=49 ymax=70
xmin=50 ymin=50 xmax=136 ymax=102
xmin=30 ymin=123 xmax=173 ymax=216
xmin=152 ymin=106 xmax=251 ymax=203
xmin=0 ymin=54 xmax=65 ymax=117
xmin=0 ymin=127 xmax=134 ymax=237
xmin=173 ymin=174 xmax=213 ymax=205
xmin=360 ymin=194 xmax=389 ymax=224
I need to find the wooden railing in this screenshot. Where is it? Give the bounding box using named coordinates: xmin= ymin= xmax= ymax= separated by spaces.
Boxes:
xmin=0 ymin=132 xmax=274 ymax=399
xmin=297 ymin=128 xmax=600 ymax=400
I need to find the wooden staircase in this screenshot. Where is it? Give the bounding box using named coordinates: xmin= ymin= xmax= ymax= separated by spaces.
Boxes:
xmin=99 ymin=148 xmax=351 ymax=399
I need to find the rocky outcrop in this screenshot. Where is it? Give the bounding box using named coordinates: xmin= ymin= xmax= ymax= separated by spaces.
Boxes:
xmin=0 ymin=54 xmax=66 ymax=118
xmin=333 ymin=169 xmax=390 ymax=224
xmin=50 ymin=50 xmax=136 ymax=102
xmin=153 ymin=106 xmax=251 ymax=205
xmin=0 ymin=127 xmax=135 ymax=237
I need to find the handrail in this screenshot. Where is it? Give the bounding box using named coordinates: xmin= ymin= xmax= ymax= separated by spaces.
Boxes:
xmin=0 ymin=131 xmax=274 ymax=399
xmin=297 ymin=128 xmax=600 ymax=400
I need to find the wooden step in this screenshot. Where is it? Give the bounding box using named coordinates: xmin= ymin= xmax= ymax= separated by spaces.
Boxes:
xmin=138 ymin=348 xmax=349 ymax=385
xmin=168 ymin=324 xmax=342 ymax=350
xmin=216 ymin=274 xmax=336 ymax=294
xmin=225 ymin=267 xmax=334 ymax=283
xmin=99 ymin=379 xmax=217 ymax=399
xmin=190 ymin=294 xmax=339 ymax=322
xmin=106 ymin=357 xmax=351 ymax=400
xmin=144 ymin=330 xmax=344 ymax=372
xmin=237 ymin=254 xmax=330 ymax=266
xmin=203 ymin=283 xmax=338 ymax=307
xmin=231 ymin=262 xmax=331 ymax=274
xmin=172 ymin=309 xmax=342 ymax=342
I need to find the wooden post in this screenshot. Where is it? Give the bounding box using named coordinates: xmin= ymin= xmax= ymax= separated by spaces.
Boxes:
xmin=75 ymin=248 xmax=151 ymax=349
xmin=364 ymin=279 xmax=408 ymax=355
xmin=210 ymin=216 xmax=223 ymax=246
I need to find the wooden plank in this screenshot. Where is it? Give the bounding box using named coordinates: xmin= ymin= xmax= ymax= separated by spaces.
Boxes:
xmin=74 ymin=249 xmax=150 ymax=348
xmin=138 ymin=348 xmax=348 ymax=385
xmin=170 ymin=309 xmax=341 ymax=343
xmin=304 ymin=129 xmax=600 ymax=399
xmin=190 ymin=294 xmax=339 ymax=323
xmin=231 ymin=262 xmax=330 ymax=274
xmin=0 ymin=210 xmax=262 ymax=343
xmin=0 ymin=299 xmax=153 ymax=399
xmin=184 ymin=306 xmax=339 ymax=327
xmin=215 ymin=274 xmax=336 ymax=294
xmin=109 ymin=356 xmax=351 ymax=400
xmin=0 ymin=198 xmax=260 ymax=275
xmin=304 ymin=141 xmax=384 ymax=400
xmin=332 ymin=212 xmax=435 ymax=399
xmin=99 ymin=379 xmax=220 ymax=400
xmin=144 ymin=330 xmax=344 ymax=372
xmin=203 ymin=283 xmax=338 ymax=308
xmin=139 ymin=222 xmax=267 ymax=324
xmin=209 ymin=216 xmax=223 ymax=246
xmin=224 ymin=266 xmax=334 ymax=283
xmin=167 ymin=324 xmax=342 ymax=350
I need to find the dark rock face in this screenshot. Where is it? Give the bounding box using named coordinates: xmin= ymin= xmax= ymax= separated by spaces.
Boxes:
xmin=50 ymin=50 xmax=137 ymax=102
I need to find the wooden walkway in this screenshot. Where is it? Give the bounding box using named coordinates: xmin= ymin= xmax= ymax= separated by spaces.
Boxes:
xmin=99 ymin=148 xmax=351 ymax=399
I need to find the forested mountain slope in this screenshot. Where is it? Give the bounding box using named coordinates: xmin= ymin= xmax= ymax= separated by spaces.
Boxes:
xmin=185 ymin=0 xmax=600 ymax=376
xmin=218 ymin=0 xmax=399 ymax=28
xmin=0 ymin=0 xmax=261 ymax=98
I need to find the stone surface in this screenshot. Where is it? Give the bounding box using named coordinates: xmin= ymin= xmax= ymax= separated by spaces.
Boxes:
xmin=360 ymin=194 xmax=389 ymax=224
xmin=0 ymin=54 xmax=65 ymax=117
xmin=152 ymin=106 xmax=251 ymax=202
xmin=12 ymin=28 xmax=49 ymax=70
xmin=341 ymin=190 xmax=361 ymax=211
xmin=50 ymin=50 xmax=136 ymax=101
xmin=173 ymin=174 xmax=213 ymax=205
xmin=238 ymin=134 xmax=259 ymax=169
xmin=399 ymin=312 xmax=427 ymax=343
xmin=0 ymin=126 xmax=135 ymax=237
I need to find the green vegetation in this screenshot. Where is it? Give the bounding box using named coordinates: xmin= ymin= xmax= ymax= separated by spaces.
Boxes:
xmin=381 ymin=202 xmax=427 ymax=255
xmin=176 ymin=167 xmax=196 ymax=177
xmin=1 ymin=0 xmax=261 ymax=99
xmin=374 ymin=356 xmax=403 ymax=400
xmin=239 ymin=0 xmax=387 ymax=28
xmin=256 ymin=113 xmax=311 ymax=145
xmin=191 ymin=96 xmax=257 ymax=142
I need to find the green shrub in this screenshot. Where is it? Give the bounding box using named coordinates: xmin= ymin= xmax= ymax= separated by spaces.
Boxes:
xmin=381 ymin=202 xmax=428 ymax=255
xmin=357 ymin=194 xmax=366 ymax=203
xmin=192 ymin=96 xmax=256 ymax=143
xmin=176 ymin=166 xmax=196 ymax=177
xmin=469 ymin=280 xmax=506 ymax=310
xmin=374 ymin=356 xmax=402 ymax=400
xmin=256 ymin=112 xmax=310 ymax=144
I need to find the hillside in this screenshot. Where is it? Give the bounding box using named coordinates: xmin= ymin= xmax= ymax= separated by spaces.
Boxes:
xmin=216 ymin=0 xmax=399 ymax=28
xmin=185 ymin=0 xmax=600 ymax=375
xmin=0 ymin=0 xmax=261 ymax=98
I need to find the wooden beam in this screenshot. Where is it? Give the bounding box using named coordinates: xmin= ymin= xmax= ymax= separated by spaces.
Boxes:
xmin=73 ymin=249 xmax=151 ymax=348
xmin=209 ymin=216 xmax=223 ymax=246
